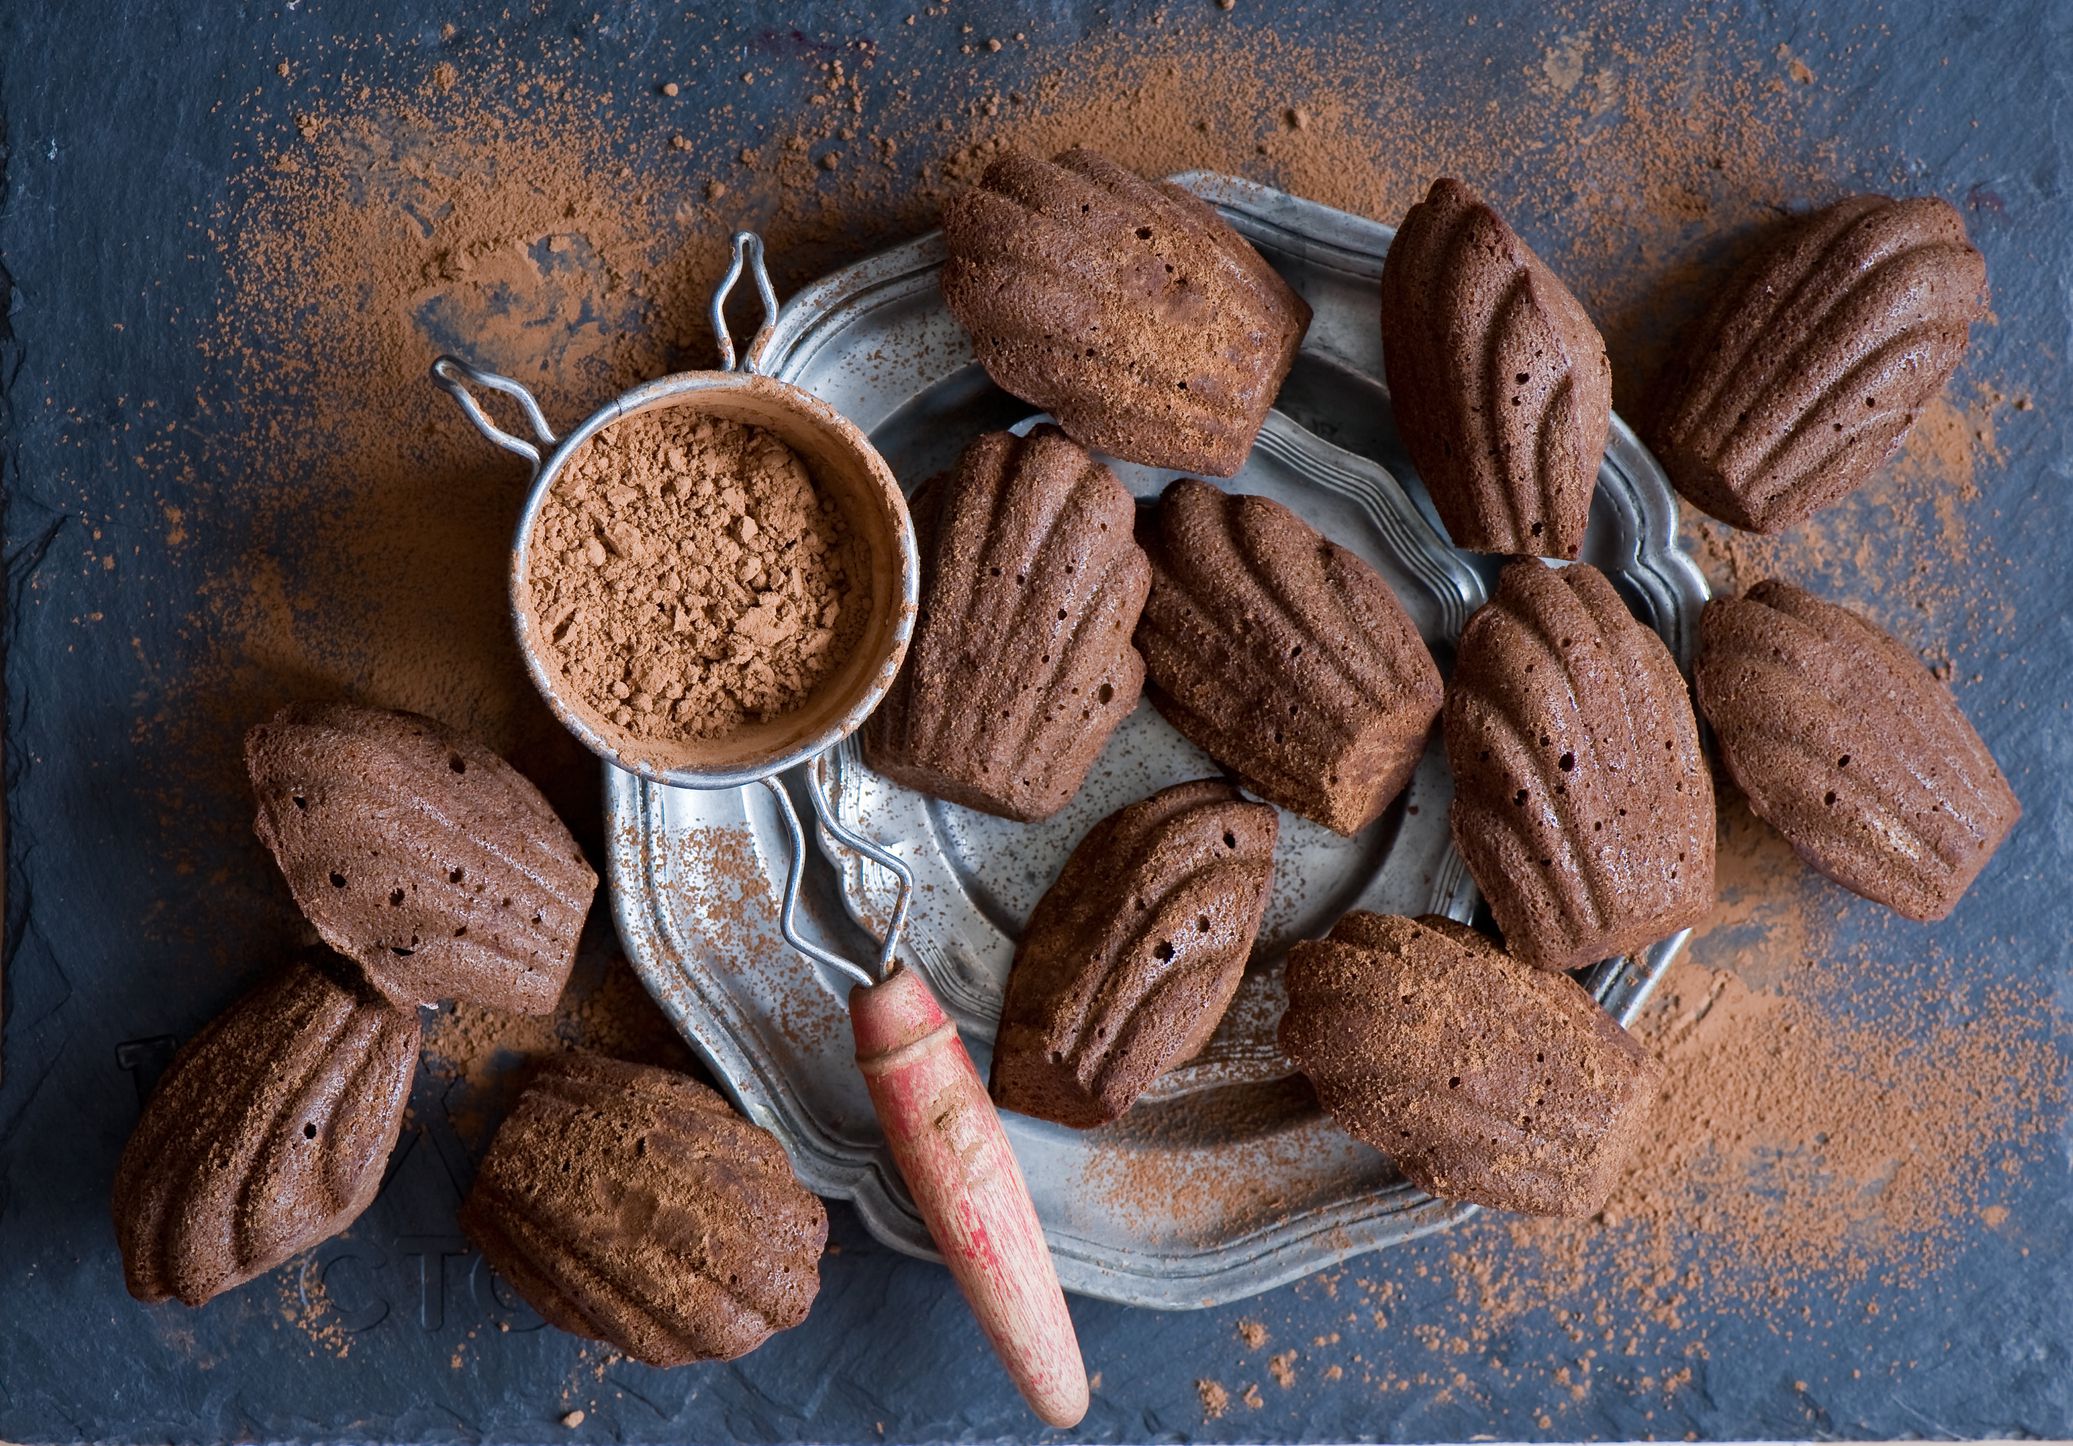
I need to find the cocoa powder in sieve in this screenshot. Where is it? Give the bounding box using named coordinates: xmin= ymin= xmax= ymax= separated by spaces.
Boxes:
xmin=521 ymin=409 xmax=868 ymax=751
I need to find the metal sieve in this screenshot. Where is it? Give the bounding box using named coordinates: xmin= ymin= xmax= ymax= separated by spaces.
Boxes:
xmin=430 ymin=233 xmax=1087 ymax=1429
xmin=436 ymin=236 xmax=914 ymax=792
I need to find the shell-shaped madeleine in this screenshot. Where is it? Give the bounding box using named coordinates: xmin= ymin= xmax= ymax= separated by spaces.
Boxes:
xmin=863 ymin=427 xmax=1151 ymax=822
xmin=1696 ymin=579 xmax=2018 ymax=920
xmin=941 ymin=146 xmax=1311 ymax=476
xmin=1379 ymin=177 xmax=1611 ymax=559
xmin=1280 ymin=912 xmax=1659 ymax=1216
xmin=1135 ymin=479 xmax=1444 ymax=835
xmin=112 ymin=956 xmax=420 ymax=1305
xmin=1649 ymin=195 xmax=1988 ymax=533
xmin=1443 ymin=562 xmax=1714 ymax=970
xmin=991 ymin=780 xmax=1279 ymax=1128
xmin=459 ymin=1052 xmax=826 ymax=1366
xmin=246 ymin=702 xmax=598 ymax=1014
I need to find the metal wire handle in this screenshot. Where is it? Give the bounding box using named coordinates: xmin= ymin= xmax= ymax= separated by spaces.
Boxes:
xmin=711 ymin=231 xmax=780 ymax=376
xmin=761 ymin=760 xmax=914 ymax=989
xmin=430 ymin=228 xmax=775 ymax=456
xmin=429 ymin=355 xmax=559 ymax=468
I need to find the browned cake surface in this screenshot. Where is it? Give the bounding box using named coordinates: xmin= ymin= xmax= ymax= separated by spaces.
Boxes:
xmin=991 ymin=780 xmax=1278 ymax=1128
xmin=1378 ymin=177 xmax=1611 ymax=559
xmin=1279 ymin=911 xmax=1660 ymax=1216
xmin=246 ymin=701 xmax=598 ymax=1014
xmin=940 ymin=146 xmax=1311 ymax=476
xmin=863 ymin=426 xmax=1150 ymax=821
xmin=1444 ymin=561 xmax=1715 ymax=970
xmin=1649 ymin=194 xmax=1988 ymax=533
xmin=1696 ymin=579 xmax=2019 ymax=920
xmin=112 ymin=956 xmax=420 ymax=1306
xmin=1135 ymin=478 xmax=1443 ymax=835
xmin=459 ymin=1052 xmax=826 ymax=1367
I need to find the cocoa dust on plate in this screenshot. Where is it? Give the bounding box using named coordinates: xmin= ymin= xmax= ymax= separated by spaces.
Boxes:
xmin=114 ymin=0 xmax=2055 ymax=1397
xmin=520 ymin=408 xmax=867 ymax=759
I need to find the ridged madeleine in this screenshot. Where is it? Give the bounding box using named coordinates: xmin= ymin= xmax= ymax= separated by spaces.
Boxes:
xmin=941 ymin=146 xmax=1311 ymax=476
xmin=1649 ymin=194 xmax=1988 ymax=532
xmin=459 ymin=1053 xmax=826 ymax=1366
xmin=246 ymin=701 xmax=597 ymax=1014
xmin=1443 ymin=562 xmax=1714 ymax=970
xmin=991 ymin=780 xmax=1279 ymax=1128
xmin=1135 ymin=478 xmax=1443 ymax=835
xmin=1696 ymin=579 xmax=2018 ymax=919
xmin=863 ymin=427 xmax=1151 ymax=821
xmin=112 ymin=956 xmax=420 ymax=1305
xmin=1379 ymin=177 xmax=1611 ymax=559
xmin=1280 ymin=912 xmax=1659 ymax=1216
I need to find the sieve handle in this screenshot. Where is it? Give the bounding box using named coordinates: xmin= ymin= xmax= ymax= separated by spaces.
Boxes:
xmin=758 ymin=760 xmax=913 ymax=988
xmin=710 ymin=231 xmax=781 ymax=376
xmin=430 ymin=356 xmax=560 ymax=469
xmin=851 ymin=964 xmax=1089 ymax=1430
xmin=759 ymin=764 xmax=1086 ymax=1427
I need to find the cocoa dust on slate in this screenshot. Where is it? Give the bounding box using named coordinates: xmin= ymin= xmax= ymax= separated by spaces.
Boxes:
xmin=109 ymin=0 xmax=2054 ymax=1394
xmin=522 ymin=410 xmax=867 ymax=752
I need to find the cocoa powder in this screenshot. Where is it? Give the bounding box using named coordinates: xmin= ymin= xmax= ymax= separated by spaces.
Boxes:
xmin=137 ymin=8 xmax=2051 ymax=1389
xmin=521 ymin=409 xmax=866 ymax=753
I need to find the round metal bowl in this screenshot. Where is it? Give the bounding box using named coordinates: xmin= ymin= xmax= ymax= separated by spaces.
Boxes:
xmin=433 ymin=235 xmax=919 ymax=793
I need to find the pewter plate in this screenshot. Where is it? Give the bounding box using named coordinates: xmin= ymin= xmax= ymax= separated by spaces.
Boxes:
xmin=607 ymin=174 xmax=1710 ymax=1309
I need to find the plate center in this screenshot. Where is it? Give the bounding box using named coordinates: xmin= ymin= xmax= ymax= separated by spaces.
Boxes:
xmin=921 ymin=702 xmax=1411 ymax=971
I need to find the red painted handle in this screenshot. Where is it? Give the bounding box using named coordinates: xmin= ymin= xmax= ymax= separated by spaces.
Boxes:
xmin=851 ymin=965 xmax=1089 ymax=1429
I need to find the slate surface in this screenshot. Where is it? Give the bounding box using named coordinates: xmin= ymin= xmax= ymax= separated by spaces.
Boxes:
xmin=2 ymin=2 xmax=2070 ymax=1442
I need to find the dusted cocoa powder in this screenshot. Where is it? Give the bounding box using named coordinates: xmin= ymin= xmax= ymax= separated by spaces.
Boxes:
xmin=155 ymin=8 xmax=2052 ymax=1395
xmin=521 ymin=409 xmax=867 ymax=753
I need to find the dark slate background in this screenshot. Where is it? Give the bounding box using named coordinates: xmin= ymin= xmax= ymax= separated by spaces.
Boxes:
xmin=2 ymin=2 xmax=2069 ymax=1442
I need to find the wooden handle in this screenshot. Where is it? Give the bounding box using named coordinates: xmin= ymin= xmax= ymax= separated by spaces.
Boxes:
xmin=851 ymin=965 xmax=1089 ymax=1429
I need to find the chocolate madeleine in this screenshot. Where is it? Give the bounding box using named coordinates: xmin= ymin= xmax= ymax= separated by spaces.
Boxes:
xmin=1650 ymin=195 xmax=1988 ymax=532
xmin=1379 ymin=177 xmax=1612 ymax=559
xmin=246 ymin=702 xmax=597 ymax=1014
xmin=112 ymin=956 xmax=419 ymax=1305
xmin=1696 ymin=579 xmax=2018 ymax=919
xmin=864 ymin=427 xmax=1151 ymax=821
xmin=991 ymin=780 xmax=1278 ymax=1128
xmin=1280 ymin=912 xmax=1660 ymax=1216
xmin=941 ymin=146 xmax=1311 ymax=476
xmin=460 ymin=1053 xmax=826 ymax=1366
xmin=1135 ymin=479 xmax=1444 ymax=835
xmin=1444 ymin=562 xmax=1714 ymax=970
